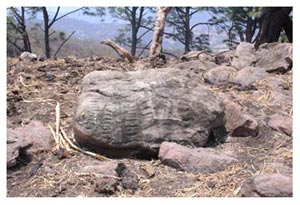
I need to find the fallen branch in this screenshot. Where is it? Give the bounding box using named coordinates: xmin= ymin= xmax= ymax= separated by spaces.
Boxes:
xmin=101 ymin=39 xmax=135 ymax=63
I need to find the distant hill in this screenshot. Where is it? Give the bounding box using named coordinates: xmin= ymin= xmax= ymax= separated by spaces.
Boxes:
xmin=26 ymin=14 xmax=229 ymax=55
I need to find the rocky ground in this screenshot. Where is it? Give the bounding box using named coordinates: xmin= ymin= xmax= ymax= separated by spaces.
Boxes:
xmin=7 ymin=42 xmax=293 ymax=197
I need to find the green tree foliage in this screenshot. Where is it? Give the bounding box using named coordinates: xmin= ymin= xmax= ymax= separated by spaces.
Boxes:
xmin=109 ymin=7 xmax=155 ymax=57
xmin=206 ymin=7 xmax=260 ymax=49
xmin=28 ymin=7 xmax=83 ymax=58
xmin=165 ymin=7 xmax=211 ymax=53
xmin=193 ymin=34 xmax=211 ymax=51
xmin=7 ymin=7 xmax=32 ymax=56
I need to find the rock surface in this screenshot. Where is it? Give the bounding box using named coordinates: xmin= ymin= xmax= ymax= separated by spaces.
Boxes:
xmin=204 ymin=65 xmax=236 ymax=86
xmin=7 ymin=121 xmax=54 ymax=168
xmin=158 ymin=142 xmax=238 ymax=173
xmin=231 ymin=42 xmax=257 ymax=70
xmin=171 ymin=60 xmax=217 ymax=73
xmin=231 ymin=66 xmax=268 ymax=88
xmin=74 ymin=68 xmax=226 ymax=158
xmin=19 ymin=51 xmax=37 ymax=62
xmin=239 ymin=173 xmax=292 ymax=197
xmin=268 ymin=113 xmax=292 ymax=136
xmin=256 ymin=43 xmax=292 ymax=74
xmin=224 ymin=100 xmax=259 ymax=137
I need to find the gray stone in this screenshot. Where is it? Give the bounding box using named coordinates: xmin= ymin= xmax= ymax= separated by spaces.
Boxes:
xmin=19 ymin=51 xmax=37 ymax=62
xmin=73 ymin=68 xmax=226 ymax=158
xmin=253 ymin=74 xmax=292 ymax=106
xmin=231 ymin=66 xmax=268 ymax=88
xmin=7 ymin=121 xmax=54 ymax=168
xmin=78 ymin=160 xmax=119 ymax=176
xmin=171 ymin=60 xmax=217 ymax=73
xmin=214 ymin=50 xmax=235 ymax=65
xmin=232 ymin=42 xmax=257 ymax=70
xmin=94 ymin=177 xmax=118 ymax=195
xmin=224 ymin=100 xmax=259 ymax=137
xmin=256 ymin=43 xmax=292 ymax=74
xmin=239 ymin=173 xmax=292 ymax=197
xmin=268 ymin=113 xmax=292 ymax=136
xmin=158 ymin=142 xmax=238 ymax=174
xmin=204 ymin=65 xmax=237 ymax=86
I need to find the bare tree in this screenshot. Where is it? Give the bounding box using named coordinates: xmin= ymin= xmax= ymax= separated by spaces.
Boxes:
xmin=7 ymin=7 xmax=32 ymax=53
xmin=31 ymin=7 xmax=83 ymax=58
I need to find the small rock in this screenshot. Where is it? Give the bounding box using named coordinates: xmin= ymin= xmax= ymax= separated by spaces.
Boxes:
xmin=230 ymin=66 xmax=268 ymax=88
xmin=78 ymin=160 xmax=119 ymax=176
xmin=19 ymin=51 xmax=37 ymax=62
xmin=204 ymin=65 xmax=236 ymax=86
xmin=158 ymin=142 xmax=238 ymax=174
xmin=94 ymin=177 xmax=118 ymax=195
xmin=268 ymin=113 xmax=292 ymax=136
xmin=214 ymin=50 xmax=235 ymax=65
xmin=224 ymin=100 xmax=259 ymax=137
xmin=231 ymin=42 xmax=257 ymax=70
xmin=239 ymin=173 xmax=292 ymax=197
xmin=140 ymin=163 xmax=155 ymax=178
xmin=7 ymin=121 xmax=54 ymax=168
xmin=115 ymin=162 xmax=139 ymax=191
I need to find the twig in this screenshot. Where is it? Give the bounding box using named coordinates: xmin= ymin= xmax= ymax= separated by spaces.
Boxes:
xmin=75 ymin=172 xmax=121 ymax=180
xmin=54 ymin=30 xmax=76 ymax=58
xmin=60 ymin=127 xmax=110 ymax=161
xmin=55 ymin=102 xmax=61 ymax=148
xmin=48 ymin=124 xmax=59 ymax=146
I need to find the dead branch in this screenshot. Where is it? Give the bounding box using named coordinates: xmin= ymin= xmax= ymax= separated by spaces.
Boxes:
xmin=54 ymin=30 xmax=76 ymax=58
xmin=101 ymin=39 xmax=135 ymax=63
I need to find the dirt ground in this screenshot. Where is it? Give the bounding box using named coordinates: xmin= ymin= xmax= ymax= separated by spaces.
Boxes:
xmin=6 ymin=57 xmax=292 ymax=197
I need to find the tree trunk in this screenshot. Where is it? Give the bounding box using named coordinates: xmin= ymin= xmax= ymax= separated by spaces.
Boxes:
xmin=21 ymin=7 xmax=31 ymax=52
xmin=149 ymin=7 xmax=172 ymax=59
xmin=184 ymin=7 xmax=191 ymax=53
xmin=245 ymin=8 xmax=258 ymax=43
xmin=42 ymin=7 xmax=51 ymax=58
xmin=131 ymin=7 xmax=137 ymax=57
xmin=255 ymin=7 xmax=292 ymax=48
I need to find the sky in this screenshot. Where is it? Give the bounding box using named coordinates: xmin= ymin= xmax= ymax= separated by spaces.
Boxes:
xmin=46 ymin=6 xmax=211 ymax=25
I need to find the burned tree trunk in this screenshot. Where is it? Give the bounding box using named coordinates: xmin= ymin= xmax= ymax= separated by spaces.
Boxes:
xmin=101 ymin=39 xmax=135 ymax=63
xmin=255 ymin=7 xmax=292 ymax=49
xmin=149 ymin=7 xmax=172 ymax=60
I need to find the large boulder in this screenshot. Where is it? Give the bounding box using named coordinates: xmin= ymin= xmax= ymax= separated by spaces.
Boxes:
xmin=73 ymin=68 xmax=226 ymax=158
xmin=158 ymin=142 xmax=238 ymax=173
xmin=239 ymin=173 xmax=292 ymax=197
